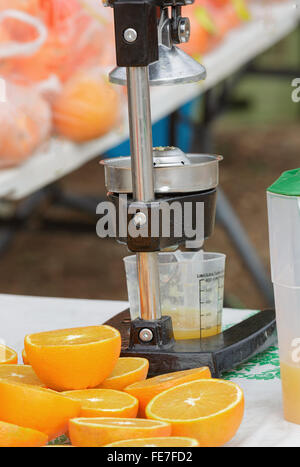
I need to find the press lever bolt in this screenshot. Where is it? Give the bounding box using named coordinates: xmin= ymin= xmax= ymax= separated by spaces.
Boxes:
xmin=178 ymin=17 xmax=190 ymax=43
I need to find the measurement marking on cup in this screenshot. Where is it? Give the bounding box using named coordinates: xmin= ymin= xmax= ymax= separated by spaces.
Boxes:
xmin=199 ymin=279 xmax=204 ymax=339
xmin=199 ymin=272 xmax=224 ymax=338
xmin=217 ymin=275 xmax=223 ymax=330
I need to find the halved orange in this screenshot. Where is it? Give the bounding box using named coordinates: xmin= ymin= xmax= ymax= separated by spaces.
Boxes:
xmin=146 ymin=379 xmax=244 ymax=447
xmin=62 ymin=389 xmax=138 ymax=418
xmin=98 ymin=357 xmax=149 ymax=390
xmin=24 ymin=325 xmax=121 ymax=391
xmin=125 ymin=367 xmax=211 ymax=417
xmin=0 ymin=379 xmax=81 ymax=440
xmin=0 ymin=365 xmax=45 ymax=387
xmin=0 ymin=345 xmax=18 ymax=364
xmin=0 ymin=420 xmax=48 ymax=447
xmin=104 ymin=437 xmax=199 ymax=447
xmin=69 ymin=417 xmax=171 ymax=447
xmin=22 ymin=349 xmax=29 ymax=365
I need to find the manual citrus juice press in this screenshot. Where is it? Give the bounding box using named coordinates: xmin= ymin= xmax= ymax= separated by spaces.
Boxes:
xmin=101 ymin=0 xmax=276 ymax=376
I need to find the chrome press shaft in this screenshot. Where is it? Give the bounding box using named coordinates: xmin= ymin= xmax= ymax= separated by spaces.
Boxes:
xmin=126 ymin=66 xmax=161 ymax=321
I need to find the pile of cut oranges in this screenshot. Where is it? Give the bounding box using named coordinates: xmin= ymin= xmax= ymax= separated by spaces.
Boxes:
xmin=0 ymin=325 xmax=244 ymax=447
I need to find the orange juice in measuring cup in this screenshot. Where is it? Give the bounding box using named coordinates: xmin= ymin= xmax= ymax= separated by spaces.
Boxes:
xmin=124 ymin=251 xmax=226 ymax=341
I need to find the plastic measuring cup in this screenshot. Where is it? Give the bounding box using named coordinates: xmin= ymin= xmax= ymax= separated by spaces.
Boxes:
xmin=267 ymin=168 xmax=300 ymax=424
xmin=124 ymin=251 xmax=226 ymax=340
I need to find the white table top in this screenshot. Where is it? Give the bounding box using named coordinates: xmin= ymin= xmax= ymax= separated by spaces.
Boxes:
xmin=0 ymin=294 xmax=128 ymax=355
xmin=1 ymin=293 xmax=300 ymax=447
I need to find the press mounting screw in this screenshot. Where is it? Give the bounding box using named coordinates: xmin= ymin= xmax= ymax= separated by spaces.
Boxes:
xmin=139 ymin=328 xmax=153 ymax=343
xmin=124 ymin=28 xmax=138 ymax=43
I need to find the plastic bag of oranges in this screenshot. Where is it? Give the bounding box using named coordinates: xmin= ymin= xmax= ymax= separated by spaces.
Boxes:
xmin=0 ymin=0 xmax=115 ymax=85
xmin=0 ymin=2 xmax=121 ymax=157
xmin=0 ymin=81 xmax=51 ymax=168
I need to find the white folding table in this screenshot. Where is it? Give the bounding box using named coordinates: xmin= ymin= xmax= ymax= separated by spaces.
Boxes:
xmin=1 ymin=293 xmax=300 ymax=447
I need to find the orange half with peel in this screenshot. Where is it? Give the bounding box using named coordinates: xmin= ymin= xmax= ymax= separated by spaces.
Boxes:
xmin=62 ymin=388 xmax=138 ymax=418
xmin=125 ymin=366 xmax=211 ymax=417
xmin=146 ymin=378 xmax=244 ymax=447
xmin=24 ymin=325 xmax=121 ymax=391
xmin=22 ymin=349 xmax=29 ymax=365
xmin=98 ymin=357 xmax=149 ymax=390
xmin=0 ymin=420 xmax=48 ymax=448
xmin=69 ymin=417 xmax=171 ymax=447
xmin=0 ymin=379 xmax=81 ymax=440
xmin=0 ymin=345 xmax=18 ymax=364
xmin=0 ymin=364 xmax=44 ymax=387
xmin=104 ymin=437 xmax=199 ymax=447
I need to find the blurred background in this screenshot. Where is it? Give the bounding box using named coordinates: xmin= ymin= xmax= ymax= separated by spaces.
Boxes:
xmin=0 ymin=0 xmax=299 ymax=310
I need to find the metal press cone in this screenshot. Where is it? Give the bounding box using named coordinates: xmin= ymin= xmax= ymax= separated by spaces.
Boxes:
xmin=109 ymin=44 xmax=206 ymax=86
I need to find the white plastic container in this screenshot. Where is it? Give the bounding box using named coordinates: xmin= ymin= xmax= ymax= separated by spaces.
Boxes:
xmin=267 ymin=168 xmax=300 ymax=424
xmin=124 ymin=251 xmax=226 ymax=341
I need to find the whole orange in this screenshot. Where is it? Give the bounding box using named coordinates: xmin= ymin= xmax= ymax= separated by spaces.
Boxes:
xmin=0 ymin=84 xmax=51 ymax=168
xmin=53 ymin=70 xmax=120 ymax=143
xmin=0 ymin=114 xmax=39 ymax=168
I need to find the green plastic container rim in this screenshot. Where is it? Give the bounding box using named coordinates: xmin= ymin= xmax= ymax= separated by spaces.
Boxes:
xmin=267 ymin=168 xmax=300 ymax=196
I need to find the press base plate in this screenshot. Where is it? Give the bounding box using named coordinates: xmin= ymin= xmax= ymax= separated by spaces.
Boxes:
xmin=105 ymin=309 xmax=277 ymax=377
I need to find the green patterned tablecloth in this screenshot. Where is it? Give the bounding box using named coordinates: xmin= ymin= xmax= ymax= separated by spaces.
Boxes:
xmin=224 ymin=345 xmax=280 ymax=381
xmin=222 ymin=308 xmax=280 ymax=381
